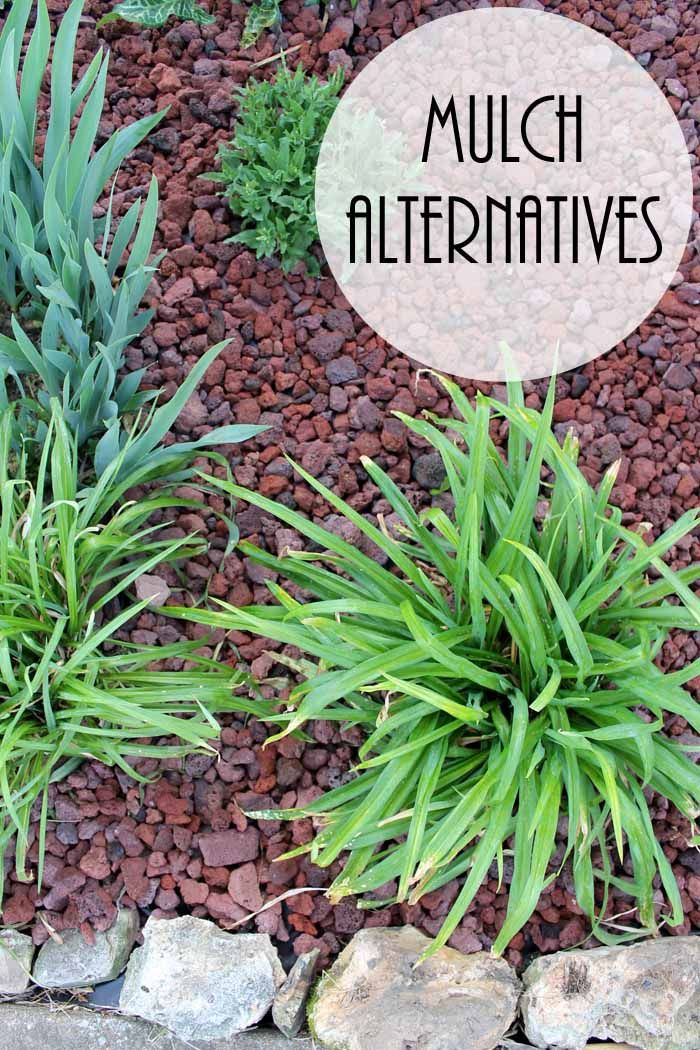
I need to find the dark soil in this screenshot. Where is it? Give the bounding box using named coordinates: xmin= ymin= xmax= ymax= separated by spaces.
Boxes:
xmin=1 ymin=0 xmax=699 ymax=975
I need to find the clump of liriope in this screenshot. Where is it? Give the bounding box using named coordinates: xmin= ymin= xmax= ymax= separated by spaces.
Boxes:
xmin=173 ymin=376 xmax=700 ymax=959
xmin=0 ymin=402 xmax=265 ymax=900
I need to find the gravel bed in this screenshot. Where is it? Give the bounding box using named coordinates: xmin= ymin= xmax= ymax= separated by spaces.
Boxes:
xmin=2 ymin=0 xmax=699 ymax=973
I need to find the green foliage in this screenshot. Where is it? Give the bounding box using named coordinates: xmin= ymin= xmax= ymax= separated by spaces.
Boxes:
xmin=0 ymin=0 xmax=163 ymax=443
xmin=207 ymin=65 xmax=344 ymax=274
xmin=0 ymin=402 xmax=266 ymax=898
xmin=173 ymin=378 xmax=700 ymax=958
xmin=98 ymin=0 xmax=215 ymax=28
xmin=92 ymin=339 xmax=267 ymax=485
xmin=241 ymin=0 xmax=281 ymax=49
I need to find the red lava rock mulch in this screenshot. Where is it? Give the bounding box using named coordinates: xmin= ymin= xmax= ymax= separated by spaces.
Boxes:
xmin=2 ymin=0 xmax=699 ymax=973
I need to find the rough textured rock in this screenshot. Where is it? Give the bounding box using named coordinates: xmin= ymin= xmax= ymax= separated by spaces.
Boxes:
xmin=33 ymin=908 xmax=138 ymax=989
xmin=272 ymin=948 xmax=319 ymax=1038
xmin=521 ymin=937 xmax=700 ymax=1050
xmin=308 ymin=926 xmax=520 ymax=1050
xmin=134 ymin=574 xmax=171 ymax=606
xmin=120 ymin=916 xmax=285 ymax=1041
xmin=0 ymin=929 xmax=34 ymax=993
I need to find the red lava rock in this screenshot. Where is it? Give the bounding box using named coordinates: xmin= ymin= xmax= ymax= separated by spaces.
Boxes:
xmin=2 ymin=891 xmax=36 ymax=925
xmin=121 ymin=858 xmax=157 ymax=908
xmin=41 ymin=868 xmax=87 ymax=911
xmin=448 ymin=928 xmax=482 ymax=954
xmin=228 ymin=862 xmax=264 ymax=912
xmin=180 ymin=878 xmax=210 ymax=905
xmin=155 ymin=888 xmax=180 ymax=910
xmin=174 ymin=393 xmax=207 ymax=432
xmin=190 ymin=210 xmax=217 ymax=247
xmin=191 ymin=266 xmax=220 ymax=292
xmin=307 ymin=331 xmax=346 ymax=361
xmin=153 ymin=322 xmax=179 ymax=347
xmin=319 ymin=18 xmax=354 ymax=54
xmin=78 ymin=847 xmax=111 ymax=880
xmin=163 ymin=276 xmax=194 ymax=306
xmin=198 ymin=827 xmax=260 ymax=867
xmin=150 ymin=63 xmax=182 ymax=93
xmin=205 ymin=892 xmax=248 ymax=922
xmin=54 ymin=798 xmax=81 ymax=821
xmin=630 ymin=30 xmax=666 ymax=54
xmin=162 ymin=194 xmax=194 ymax=227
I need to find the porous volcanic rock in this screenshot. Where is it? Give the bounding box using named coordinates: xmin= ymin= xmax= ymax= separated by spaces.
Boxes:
xmin=521 ymin=937 xmax=700 ymax=1050
xmin=0 ymin=930 xmax=34 ymax=994
xmin=33 ymin=907 xmax=138 ymax=989
xmin=120 ymin=915 xmax=285 ymax=1040
xmin=308 ymin=925 xmax=520 ymax=1050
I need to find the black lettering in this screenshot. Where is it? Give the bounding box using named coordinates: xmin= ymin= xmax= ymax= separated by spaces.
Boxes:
xmin=583 ymin=196 xmax=613 ymax=262
xmin=517 ymin=195 xmax=542 ymax=263
xmin=397 ymin=195 xmax=419 ymax=263
xmin=421 ymin=196 xmax=443 ymax=262
xmin=449 ymin=196 xmax=480 ymax=262
xmin=422 ymin=96 xmax=464 ymax=162
xmin=521 ymin=95 xmax=556 ymax=163
xmin=379 ymin=197 xmax=397 ymax=263
xmin=348 ymin=195 xmax=371 ymax=264
xmin=639 ymin=196 xmax=663 ymax=264
xmin=485 ymin=195 xmax=512 ymax=263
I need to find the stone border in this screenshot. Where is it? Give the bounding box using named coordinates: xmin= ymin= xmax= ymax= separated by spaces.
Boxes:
xmin=1 ymin=915 xmax=698 ymax=1049
xmin=0 ymin=1002 xmax=313 ymax=1050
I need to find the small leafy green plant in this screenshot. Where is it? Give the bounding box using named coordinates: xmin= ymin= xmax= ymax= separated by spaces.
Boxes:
xmin=98 ymin=0 xmax=215 ymax=28
xmin=207 ymin=65 xmax=344 ymax=274
xmin=0 ymin=401 xmax=264 ymax=898
xmin=174 ymin=377 xmax=700 ymax=959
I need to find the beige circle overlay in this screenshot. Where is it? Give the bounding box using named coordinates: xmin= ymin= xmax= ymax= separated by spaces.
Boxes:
xmin=315 ymin=10 xmax=693 ymax=382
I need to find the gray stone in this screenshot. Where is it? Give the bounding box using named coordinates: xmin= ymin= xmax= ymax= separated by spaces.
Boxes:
xmin=676 ymin=282 xmax=700 ymax=304
xmin=134 ymin=574 xmax=171 ymax=606
xmin=664 ymin=362 xmax=694 ymax=390
xmin=638 ymin=334 xmax=663 ymax=358
xmin=325 ymin=355 xmax=359 ymax=384
xmin=272 ymin=949 xmax=319 ymax=1038
xmin=120 ymin=916 xmax=285 ymax=1042
xmin=665 ymin=77 xmax=688 ymax=100
xmin=308 ymin=925 xmax=520 ymax=1050
xmin=651 ymin=14 xmax=679 ymax=42
xmin=33 ymin=908 xmax=138 ymax=989
xmin=413 ymin=451 xmax=447 ymax=491
xmin=521 ymin=936 xmax=700 ymax=1050
xmin=0 ymin=929 xmax=34 ymax=993
xmin=0 ymin=1003 xmax=313 ymax=1050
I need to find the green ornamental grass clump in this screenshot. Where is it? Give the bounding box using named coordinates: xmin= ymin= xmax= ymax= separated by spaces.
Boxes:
xmin=0 ymin=402 xmax=265 ymax=898
xmin=174 ymin=376 xmax=700 ymax=959
xmin=207 ymin=65 xmax=344 ymax=274
xmin=0 ymin=0 xmax=270 ymax=903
